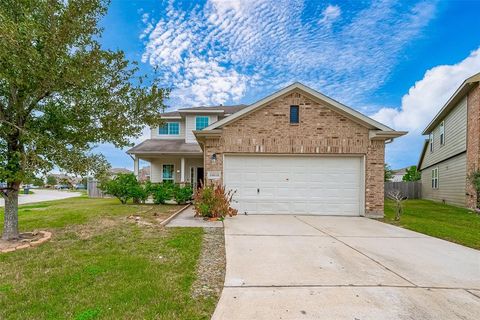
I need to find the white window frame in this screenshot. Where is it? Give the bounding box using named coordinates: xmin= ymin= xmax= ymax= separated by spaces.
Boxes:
xmin=429 ymin=133 xmax=434 ymax=153
xmin=159 ymin=122 xmax=180 ymax=135
xmin=439 ymin=121 xmax=445 ymax=146
xmin=195 ymin=116 xmax=209 ymax=130
xmin=162 ymin=164 xmax=175 ymax=182
xmin=431 ymin=168 xmax=438 ymax=189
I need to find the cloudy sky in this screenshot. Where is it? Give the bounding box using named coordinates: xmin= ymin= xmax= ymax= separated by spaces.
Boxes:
xmin=97 ymin=0 xmax=480 ymax=170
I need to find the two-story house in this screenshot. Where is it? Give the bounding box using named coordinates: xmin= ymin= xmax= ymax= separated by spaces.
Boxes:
xmin=418 ymin=72 xmax=480 ymax=208
xmin=127 ymin=104 xmax=247 ymax=188
xmin=128 ymin=82 xmax=405 ymax=217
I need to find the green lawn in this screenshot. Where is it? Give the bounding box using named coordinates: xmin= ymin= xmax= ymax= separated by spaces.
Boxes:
xmin=384 ymin=199 xmax=480 ymax=249
xmin=0 ymin=197 xmax=218 ymax=319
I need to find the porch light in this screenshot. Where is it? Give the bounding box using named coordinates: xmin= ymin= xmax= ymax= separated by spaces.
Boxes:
xmin=211 ymin=153 xmax=217 ymax=164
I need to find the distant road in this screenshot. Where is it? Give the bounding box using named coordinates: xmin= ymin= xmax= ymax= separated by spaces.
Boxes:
xmin=0 ymin=189 xmax=82 ymax=207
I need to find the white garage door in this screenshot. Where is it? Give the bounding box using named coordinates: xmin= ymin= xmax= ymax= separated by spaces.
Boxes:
xmin=224 ymin=155 xmax=363 ymax=216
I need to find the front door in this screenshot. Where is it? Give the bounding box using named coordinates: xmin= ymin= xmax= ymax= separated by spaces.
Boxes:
xmin=196 ymin=167 xmax=204 ymax=188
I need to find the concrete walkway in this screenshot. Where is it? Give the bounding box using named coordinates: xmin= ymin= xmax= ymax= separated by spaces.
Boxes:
xmin=213 ymin=215 xmax=480 ymax=320
xmin=0 ymin=189 xmax=82 ymax=207
xmin=166 ymin=206 xmax=223 ymax=228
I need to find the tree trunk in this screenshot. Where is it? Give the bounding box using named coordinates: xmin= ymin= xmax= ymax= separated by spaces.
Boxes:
xmin=2 ymin=183 xmax=20 ymax=240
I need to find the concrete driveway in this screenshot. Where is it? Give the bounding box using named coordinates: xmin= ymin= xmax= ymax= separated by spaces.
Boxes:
xmin=212 ymin=215 xmax=480 ymax=320
xmin=0 ymin=189 xmax=81 ymax=207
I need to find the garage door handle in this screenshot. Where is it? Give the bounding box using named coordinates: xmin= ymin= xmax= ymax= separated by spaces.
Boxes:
xmin=257 ymin=188 xmax=260 ymax=194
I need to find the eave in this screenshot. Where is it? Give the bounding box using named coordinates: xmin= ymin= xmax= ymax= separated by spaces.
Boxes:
xmin=422 ymin=72 xmax=480 ymax=135
xmin=369 ymin=130 xmax=408 ymax=140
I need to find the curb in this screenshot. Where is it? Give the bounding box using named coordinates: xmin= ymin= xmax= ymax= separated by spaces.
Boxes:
xmin=1 ymin=231 xmax=52 ymax=254
xmin=160 ymin=204 xmax=191 ymax=226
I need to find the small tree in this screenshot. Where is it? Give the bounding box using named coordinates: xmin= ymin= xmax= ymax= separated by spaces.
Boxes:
xmin=387 ymin=190 xmax=406 ymax=221
xmin=46 ymin=175 xmax=57 ymax=186
xmin=403 ymin=166 xmax=421 ymax=182
xmin=384 ymin=164 xmax=394 ymax=182
xmin=100 ymin=173 xmax=139 ymax=204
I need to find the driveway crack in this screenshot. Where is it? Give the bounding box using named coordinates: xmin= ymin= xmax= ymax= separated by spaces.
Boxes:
xmin=294 ymin=216 xmax=418 ymax=287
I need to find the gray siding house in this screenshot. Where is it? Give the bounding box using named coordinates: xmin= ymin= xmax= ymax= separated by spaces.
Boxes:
xmin=418 ymin=72 xmax=480 ymax=208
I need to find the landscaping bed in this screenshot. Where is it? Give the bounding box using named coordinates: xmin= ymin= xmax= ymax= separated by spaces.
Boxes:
xmin=0 ymin=196 xmax=223 ymax=319
xmin=383 ymin=199 xmax=480 ymax=249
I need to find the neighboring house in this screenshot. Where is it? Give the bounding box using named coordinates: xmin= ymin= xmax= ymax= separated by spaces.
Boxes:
xmin=109 ymin=168 xmax=132 ymax=176
xmin=138 ymin=166 xmax=151 ymax=182
xmin=390 ymin=167 xmax=408 ymax=182
xmin=418 ymin=72 xmax=480 ymax=208
xmin=128 ymin=82 xmax=405 ymax=217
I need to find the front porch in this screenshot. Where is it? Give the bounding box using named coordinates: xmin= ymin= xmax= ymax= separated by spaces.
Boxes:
xmin=127 ymin=139 xmax=204 ymax=187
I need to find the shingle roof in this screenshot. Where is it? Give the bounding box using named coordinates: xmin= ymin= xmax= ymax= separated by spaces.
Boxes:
xmin=127 ymin=139 xmax=202 ymax=154
xmin=160 ymin=104 xmax=247 ymax=117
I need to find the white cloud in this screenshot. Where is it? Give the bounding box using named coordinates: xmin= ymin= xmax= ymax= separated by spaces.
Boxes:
xmin=372 ymin=47 xmax=480 ymax=168
xmin=141 ymin=0 xmax=436 ymax=106
xmin=318 ymin=4 xmax=341 ymax=27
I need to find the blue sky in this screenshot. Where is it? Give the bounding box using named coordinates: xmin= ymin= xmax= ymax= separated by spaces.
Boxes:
xmin=96 ymin=0 xmax=480 ymax=170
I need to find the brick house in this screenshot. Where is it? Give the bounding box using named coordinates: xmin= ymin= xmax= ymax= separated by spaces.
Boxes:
xmin=128 ymin=82 xmax=406 ymax=217
xmin=418 ymin=72 xmax=480 ymax=208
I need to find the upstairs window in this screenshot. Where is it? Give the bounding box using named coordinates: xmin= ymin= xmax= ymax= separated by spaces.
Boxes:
xmin=429 ymin=133 xmax=434 ymax=152
xmin=431 ymin=168 xmax=438 ymax=189
xmin=196 ymin=116 xmax=209 ymax=130
xmin=440 ymin=121 xmax=445 ymax=146
xmin=159 ymin=122 xmax=180 ymax=135
xmin=290 ymin=105 xmax=299 ymax=124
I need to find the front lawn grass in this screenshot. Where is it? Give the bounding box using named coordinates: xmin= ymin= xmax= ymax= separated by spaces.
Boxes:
xmin=0 ymin=197 xmax=218 ymax=319
xmin=384 ymin=199 xmax=480 ymax=249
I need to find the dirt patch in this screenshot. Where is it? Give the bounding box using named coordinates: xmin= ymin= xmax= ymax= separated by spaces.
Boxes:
xmin=0 ymin=231 xmax=52 ymax=253
xmin=192 ymin=227 xmax=226 ymax=299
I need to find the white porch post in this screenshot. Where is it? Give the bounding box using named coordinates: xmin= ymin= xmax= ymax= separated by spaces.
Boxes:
xmin=133 ymin=156 xmax=139 ymax=180
xmin=180 ymin=157 xmax=185 ymax=183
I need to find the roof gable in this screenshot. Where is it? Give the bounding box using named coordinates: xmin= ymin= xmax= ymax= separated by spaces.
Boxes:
xmin=204 ymin=82 xmax=394 ymax=132
xmin=422 ymin=72 xmax=480 ymax=135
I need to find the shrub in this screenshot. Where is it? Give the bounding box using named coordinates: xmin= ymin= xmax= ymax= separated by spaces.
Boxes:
xmin=173 ymin=184 xmax=193 ymax=204
xmin=193 ymin=184 xmax=238 ymax=219
xmin=100 ymin=173 xmax=139 ymax=204
xmin=151 ymin=182 xmax=174 ymax=204
xmin=131 ymin=184 xmax=149 ymax=204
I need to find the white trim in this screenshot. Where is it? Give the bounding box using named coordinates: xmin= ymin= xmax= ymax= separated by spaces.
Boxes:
xmin=160 ymin=116 xmax=182 ymax=120
xmin=431 ymin=167 xmax=439 ymax=189
xmin=440 ymin=121 xmax=445 ymax=146
xmin=179 ymin=110 xmax=224 ymax=114
xmin=204 ymin=82 xmax=394 ymax=132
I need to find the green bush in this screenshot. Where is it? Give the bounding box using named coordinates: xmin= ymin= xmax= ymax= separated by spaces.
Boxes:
xmin=193 ymin=184 xmax=237 ymax=218
xmin=131 ymin=184 xmax=149 ymax=204
xmin=173 ymin=184 xmax=193 ymax=204
xmin=151 ymin=182 xmax=174 ymax=204
xmin=100 ymin=173 xmax=139 ymax=204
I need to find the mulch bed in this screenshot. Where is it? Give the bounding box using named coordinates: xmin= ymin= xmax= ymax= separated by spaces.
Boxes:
xmin=192 ymin=227 xmax=226 ymax=299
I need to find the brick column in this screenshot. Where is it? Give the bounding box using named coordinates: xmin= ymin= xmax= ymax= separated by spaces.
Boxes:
xmin=466 ymin=84 xmax=480 ymax=209
xmin=365 ymin=140 xmax=385 ymax=217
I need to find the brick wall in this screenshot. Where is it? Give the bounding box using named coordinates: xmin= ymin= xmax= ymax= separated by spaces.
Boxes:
xmin=466 ymin=83 xmax=480 ymax=209
xmin=204 ymin=90 xmax=386 ymax=217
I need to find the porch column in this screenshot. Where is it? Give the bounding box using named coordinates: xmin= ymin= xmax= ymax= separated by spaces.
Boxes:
xmin=180 ymin=157 xmax=185 ymax=183
xmin=133 ymin=156 xmax=139 ymax=180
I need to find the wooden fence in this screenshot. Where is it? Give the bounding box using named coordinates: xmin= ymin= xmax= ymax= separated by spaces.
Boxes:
xmin=384 ymin=181 xmax=421 ymax=199
xmin=87 ymin=179 xmax=105 ymax=198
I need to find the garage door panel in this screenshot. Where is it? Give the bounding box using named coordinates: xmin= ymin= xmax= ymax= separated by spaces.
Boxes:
xmin=224 ymin=155 xmax=363 ymax=216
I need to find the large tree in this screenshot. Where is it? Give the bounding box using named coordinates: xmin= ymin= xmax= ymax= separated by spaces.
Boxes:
xmin=0 ymin=0 xmax=167 ymax=240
